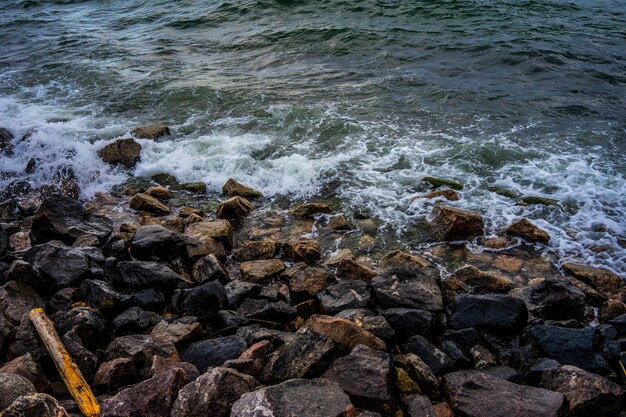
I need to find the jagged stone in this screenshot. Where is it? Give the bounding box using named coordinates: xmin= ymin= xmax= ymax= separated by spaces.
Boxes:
xmin=217 ymin=196 xmax=253 ymax=221
xmin=130 ymin=224 xmax=184 ymax=262
xmin=98 ymin=138 xmax=142 ymax=168
xmin=506 ymin=218 xmax=550 ymax=244
xmin=305 ymin=314 xmax=386 ymax=351
xmin=289 ymin=202 xmax=332 ymax=218
xmin=222 ymin=178 xmax=262 ymax=198
xmin=131 ymin=123 xmax=170 ymax=139
xmin=129 ymin=193 xmax=171 ymax=216
xmin=429 ymin=205 xmax=484 ymax=241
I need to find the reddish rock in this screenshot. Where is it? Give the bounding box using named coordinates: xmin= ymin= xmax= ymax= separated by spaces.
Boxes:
xmin=240 ymin=259 xmax=286 ymax=283
xmin=289 ymin=202 xmax=332 ymax=218
xmin=233 ymin=240 xmax=281 ymax=261
xmin=129 ymin=193 xmax=171 ymax=216
xmin=305 ymin=314 xmax=386 ymax=351
xmin=283 ymin=239 xmax=322 ymax=265
xmin=93 ymin=358 xmax=137 ymax=390
xmin=98 ymin=138 xmax=142 ymax=168
xmin=222 ymin=178 xmax=262 ymax=199
xmin=217 ymin=196 xmax=253 ymax=221
xmin=506 ymin=218 xmax=550 ymax=244
xmin=0 ymin=353 xmax=50 ymax=392
xmin=131 ymin=124 xmax=170 ymax=139
xmin=382 ymin=250 xmax=431 ymax=270
xmin=430 ymin=205 xmax=484 ymax=241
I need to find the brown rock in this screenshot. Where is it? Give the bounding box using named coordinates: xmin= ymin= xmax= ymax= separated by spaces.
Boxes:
xmin=382 ymin=250 xmax=431 ymax=269
xmin=325 ymin=249 xmax=355 ymax=267
xmin=183 ymin=213 xmax=203 ymax=227
xmin=289 ymin=202 xmax=332 ymax=218
xmin=151 ymin=318 xmax=202 ymax=346
xmin=185 ymin=220 xmax=234 ymax=250
xmin=414 ymin=189 xmax=459 ymax=201
xmin=222 ymin=178 xmax=262 ymax=199
xmin=506 ymin=218 xmax=550 ymax=244
xmin=600 ymin=299 xmax=626 ymax=320
xmin=93 ymin=358 xmax=137 ymax=390
xmin=98 ymin=138 xmax=142 ymax=168
xmin=217 ymin=196 xmax=253 ymax=221
xmin=9 ymin=232 xmax=31 ymax=252
xmin=470 ymin=345 xmax=497 ymax=369
xmin=493 ymin=255 xmax=523 ymax=273
xmin=178 ymin=206 xmax=204 ymax=218
xmin=240 ymin=259 xmax=286 ymax=283
xmin=0 ymin=393 xmax=69 ymax=417
xmin=285 ymin=264 xmax=335 ymax=302
xmin=150 ymin=356 xmax=200 ymax=383
xmin=130 ymin=193 xmax=171 ymax=216
xmin=442 ymin=265 xmax=514 ymax=301
xmin=484 ymin=236 xmax=508 ymax=249
xmin=179 ymin=182 xmax=207 ymax=194
xmin=233 ymin=240 xmax=281 ymax=262
xmin=394 ymin=353 xmax=440 ymax=398
xmin=336 ymin=258 xmax=378 ymax=282
xmin=131 ymin=124 xmax=170 ymax=139
xmin=305 ymin=314 xmax=386 ymax=351
xmin=327 ymin=214 xmax=351 ymax=231
xmin=430 ymin=205 xmax=484 ymax=241
xmin=433 ymin=402 xmax=454 ymax=417
xmin=562 ymin=263 xmax=625 ymax=302
xmin=0 ymin=353 xmax=50 ymax=392
xmin=145 ymin=185 xmax=172 ymax=201
xmin=283 ymin=240 xmax=322 ymax=265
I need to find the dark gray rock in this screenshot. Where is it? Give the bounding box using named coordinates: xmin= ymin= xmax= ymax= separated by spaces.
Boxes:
xmin=0 ymin=226 xmax=7 ymax=256
xmin=318 ymin=280 xmax=371 ymax=315
xmin=449 ymin=294 xmax=527 ymax=332
xmin=382 ymin=308 xmax=434 ymax=341
xmin=0 ymin=127 xmax=13 ymax=156
xmin=405 ymin=395 xmax=436 ymax=417
xmin=106 ymin=334 xmax=179 ymax=368
xmin=371 ymin=270 xmax=443 ymax=312
xmin=130 ymin=225 xmax=184 ymax=262
xmin=515 ymin=276 xmax=586 ymax=321
xmin=112 ymin=307 xmax=161 ymax=335
xmin=0 ymin=373 xmax=36 ymax=410
xmin=117 ymin=261 xmax=181 ymax=290
xmin=0 ymin=393 xmax=69 ymax=417
xmin=62 ymin=329 xmax=99 ymax=380
xmin=79 ymin=279 xmax=130 ymax=313
xmin=172 ymin=280 xmax=228 ymax=317
xmin=180 ymin=335 xmax=247 ymax=372
xmin=231 ymin=378 xmax=355 ymax=417
xmin=131 ymin=288 xmax=166 ymax=311
xmin=322 ymin=344 xmax=394 ymax=414
xmin=57 ymin=306 xmax=107 ymax=348
xmin=4 ymin=260 xmax=43 ymax=288
xmin=225 ymin=281 xmax=262 ymax=307
xmin=403 ymin=335 xmax=453 ymax=376
xmin=238 ymin=299 xmax=297 ymax=323
xmin=170 ymin=367 xmax=258 ymax=417
xmin=192 ymin=254 xmax=229 ymax=284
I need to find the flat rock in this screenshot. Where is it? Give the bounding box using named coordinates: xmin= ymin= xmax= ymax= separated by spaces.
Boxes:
xmin=131 ymin=123 xmax=170 ymax=139
xmin=323 ymin=345 xmax=394 ymax=414
xmin=171 ymin=367 xmax=258 ymax=417
xmin=289 ymin=202 xmax=332 ymax=218
xmin=305 ymin=314 xmax=386 ymax=351
xmin=318 ymin=280 xmax=371 ymax=315
xmin=129 ymin=193 xmax=171 ymax=216
xmin=233 ymin=239 xmax=280 ymax=261
xmin=217 ymin=196 xmax=253 ymax=221
xmin=441 ymin=265 xmax=514 ymax=302
xmin=562 ymin=263 xmax=625 ymax=302
xmin=449 ymin=294 xmax=528 ymax=332
xmin=0 ymin=393 xmax=69 ymax=417
xmin=429 ymin=205 xmax=484 ymax=241
xmin=222 ymin=178 xmax=262 ymax=198
xmin=231 ymin=378 xmax=355 ymax=417
xmin=283 ymin=239 xmax=322 ymax=265
xmin=101 ymin=368 xmax=186 ymax=417
xmin=506 ymin=218 xmax=550 ymax=244
xmin=184 ymin=219 xmax=234 ymax=251
xmin=180 ymin=335 xmax=247 ymax=372
xmin=130 ymin=224 xmax=184 ymax=262
xmin=512 ymin=276 xmax=586 ymax=321
xmin=0 ymin=373 xmax=36 ymax=410
xmin=240 ymin=259 xmax=286 ymax=283
xmin=443 ymin=371 xmax=564 ymax=417
xmin=405 ymin=395 xmax=436 ymax=417
xmin=335 ymin=258 xmax=378 ymax=282
xmin=98 ymin=138 xmax=142 ymax=168
xmin=539 ymin=365 xmax=625 ymax=417
xmin=370 ymin=270 xmax=443 ymax=312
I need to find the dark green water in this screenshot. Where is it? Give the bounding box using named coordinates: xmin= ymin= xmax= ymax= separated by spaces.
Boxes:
xmin=0 ymin=0 xmax=625 ymax=273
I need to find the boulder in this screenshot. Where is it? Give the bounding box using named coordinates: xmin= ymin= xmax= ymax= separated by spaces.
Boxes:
xmin=305 ymin=314 xmax=386 ymax=351
xmin=506 ymin=218 xmax=550 ymax=244
xmin=394 ymin=353 xmax=440 ymax=397
xmin=171 ymin=367 xmax=258 ymax=417
xmin=283 ymin=240 xmax=322 ymax=265
xmin=223 ymin=340 xmax=274 ymax=377
xmin=0 ymin=127 xmax=14 ymax=155
xmin=184 ymin=219 xmax=233 ymax=251
xmin=240 ymin=259 xmax=286 ymax=283
xmin=382 ymin=308 xmax=434 ymax=341
xmin=318 ymin=280 xmax=371 ymax=315
xmin=530 ymin=325 xmax=609 ymax=374
xmin=191 ymin=254 xmax=229 ymax=284
xmin=381 ymin=250 xmax=431 ymax=270
xmin=443 ymin=371 xmax=564 ymax=417
xmin=217 ymin=196 xmax=253 ymax=221
xmin=180 ymin=335 xmax=247 ymax=372
xmin=402 ymin=335 xmax=453 ymax=376
xmin=539 ymin=365 xmax=625 ymax=417
xmin=289 ymin=202 xmax=332 ymax=218
xmin=0 ymin=373 xmax=36 ymax=410
xmin=449 ymin=294 xmax=528 ymax=333
xmin=100 ymin=368 xmax=186 ymax=417
xmin=151 ymin=317 xmax=202 ymax=346
xmin=98 ymin=138 xmax=142 ymax=168
xmin=429 ymin=205 xmax=484 ymax=241
xmin=231 ymin=378 xmax=355 ymax=417
xmin=172 ymin=280 xmax=228 ymax=317
xmin=0 ymin=393 xmax=69 ymax=417
xmin=370 ymin=270 xmax=443 ymax=312
xmin=233 ymin=239 xmax=281 ymax=262
xmin=415 ymin=189 xmax=459 ymax=201
xmin=562 ymin=263 xmax=625 ymax=302
xmin=29 ymin=194 xmax=112 ymax=245
xmin=93 ymin=358 xmax=137 ymax=390
xmin=327 ymin=214 xmax=351 ymax=230
xmin=261 ymin=327 xmax=335 ymax=384
xmin=117 ymin=261 xmax=181 ymax=290
xmin=422 ymin=176 xmax=463 ymax=190
xmin=131 ymin=123 xmax=170 ymax=139
xmin=285 ymin=263 xmax=335 ymax=302
xmin=130 ymin=225 xmax=184 ymax=262
xmin=112 ymin=307 xmax=161 ymax=335
xmin=106 ymin=334 xmax=179 ymax=368
xmin=0 ymin=281 xmax=43 ymax=325
xmin=441 ymin=265 xmax=514 ymax=302
xmin=513 ymin=276 xmax=586 ymax=321
xmin=129 ymin=193 xmax=171 ymax=216
xmin=323 ymin=345 xmax=394 ymax=414
xmin=79 ymin=279 xmax=130 ymax=313
xmin=56 ymin=306 xmax=107 ymax=348
xmin=222 ymin=178 xmax=262 ymax=198
xmin=0 ymin=353 xmax=50 ymax=392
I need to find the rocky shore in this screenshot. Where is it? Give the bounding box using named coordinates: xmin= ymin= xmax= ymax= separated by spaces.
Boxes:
xmin=0 ymin=124 xmax=625 ymax=417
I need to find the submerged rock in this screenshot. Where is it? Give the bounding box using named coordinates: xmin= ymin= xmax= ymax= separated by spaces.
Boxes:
xmin=506 ymin=218 xmax=550 ymax=244
xmin=415 ymin=188 xmax=460 ymax=201
xmin=422 ymin=176 xmax=463 ymax=190
xmin=429 ymin=205 xmax=484 ymax=241
xmin=98 ymin=138 xmax=142 ymax=168
xmin=222 ymin=178 xmax=262 ymax=198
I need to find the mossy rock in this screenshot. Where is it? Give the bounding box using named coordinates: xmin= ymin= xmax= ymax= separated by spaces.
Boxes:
xmin=487 ymin=186 xmax=520 ymax=199
xmin=422 ymin=176 xmax=463 ymax=190
xmin=150 ymin=172 xmax=179 ymax=187
xmin=180 ymin=182 xmax=207 ymax=194
xmin=521 ymin=195 xmax=559 ymax=206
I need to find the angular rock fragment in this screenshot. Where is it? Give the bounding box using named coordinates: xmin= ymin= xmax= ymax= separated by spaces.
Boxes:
xmin=283 ymin=239 xmax=322 ymax=265
xmin=0 ymin=373 xmax=36 ymax=410
xmin=562 ymin=263 xmax=625 ymax=302
xmin=506 ymin=218 xmax=550 ymax=244
xmin=1 ymin=393 xmax=70 ymax=417
xmin=513 ymin=276 xmax=586 ymax=321
xmin=403 ymin=335 xmax=453 ymax=376
xmin=240 ymin=259 xmax=286 ymax=283
xmin=449 ymin=294 xmax=528 ymax=333
xmin=318 ymin=280 xmax=371 ymax=315
xmin=289 ymin=202 xmax=332 ymax=218
xmin=192 ymin=254 xmax=229 ymax=284
xmin=394 ymin=353 xmax=440 ymax=397
xmin=129 ymin=193 xmax=171 ymax=216
xmin=106 ymin=334 xmax=179 ymax=368
xmin=180 ymin=335 xmax=247 ymax=372
xmin=222 ymin=178 xmax=262 ymax=198
xmin=98 ymin=138 xmax=142 ymax=168
xmin=184 ymin=219 xmax=233 ymax=252
xmin=130 ymin=224 xmax=184 ymax=262
xmin=131 ymin=123 xmax=170 ymax=139
xmin=370 ymin=269 xmax=443 ymax=312
xmin=93 ymin=358 xmax=137 ymax=390
xmin=0 ymin=353 xmax=50 ymax=392
xmin=305 ymin=314 xmax=386 ymax=351
xmin=382 ymin=308 xmax=434 ymax=341
xmin=429 ymin=205 xmax=484 ymax=241
xmin=233 ymin=239 xmax=281 ymax=261
xmin=441 ymin=265 xmax=514 ymax=301
xmin=172 ymin=280 xmax=228 ymax=317
xmin=217 ymin=196 xmax=253 ymax=221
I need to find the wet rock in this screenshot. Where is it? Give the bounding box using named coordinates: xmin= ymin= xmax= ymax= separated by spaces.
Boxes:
xmin=422 ymin=176 xmax=463 ymax=190
xmin=405 ymin=395 xmax=436 ymax=417
xmin=239 ymin=298 xmax=297 ymax=323
xmin=79 ymin=279 xmax=130 ymax=313
xmin=106 ymin=334 xmax=179 ymax=368
xmin=180 ymin=335 xmax=247 ymax=372
xmin=117 ymin=260 xmax=181 ymax=290
xmin=394 ymin=353 xmax=440 ymax=397
xmin=539 ymin=365 xmax=625 ymax=417
xmin=450 ymin=294 xmax=528 ymax=333
xmin=382 ymin=308 xmax=434 ymax=341
xmin=233 ymin=239 xmax=281 ymax=261
xmin=403 ymin=335 xmax=453 ymax=376
xmin=30 ymin=194 xmax=112 ymax=245
xmin=336 ymin=258 xmax=378 ymax=282
xmin=184 ymin=219 xmax=233 ymax=251
xmin=145 ymin=185 xmax=172 ymax=200
xmin=441 ymin=265 xmax=514 ymax=302
xmin=530 ymin=324 xmax=609 ymax=373
xmin=289 ymin=202 xmax=332 ymax=218
xmin=0 ymin=281 xmax=44 ymax=325
xmin=217 ymin=196 xmax=253 ymax=221
xmin=93 ymin=358 xmax=137 ymax=390
xmin=240 ymin=259 xmax=286 ymax=283
xmin=306 ymin=314 xmax=386 ymax=351
xmin=0 ymin=373 xmax=36 ymax=410
xmin=4 ymin=260 xmax=42 ymax=288
xmin=562 ymin=263 xmax=625 ymax=302
xmin=101 ymin=368 xmax=186 ymax=417
xmin=513 ymin=276 xmax=586 ymax=321
xmin=370 ymin=269 xmax=443 ymax=312
xmin=506 ymin=218 xmax=550 ymax=244
xmin=1 ymin=393 xmax=69 ymax=417
xmin=0 ymin=127 xmax=14 ymax=156
xmin=415 ymin=189 xmax=459 ymax=201
xmin=323 ymin=345 xmax=394 ymax=414
xmin=151 ymin=172 xmax=178 ymax=187
xmin=283 ymin=239 xmax=322 ymax=265
xmin=172 ymin=280 xmax=228 ymax=317
xmin=443 ymin=371 xmax=564 ymax=417
xmin=178 ymin=206 xmax=204 ymax=218
xmin=131 ymin=123 xmax=170 ymax=139
xmin=191 ymin=254 xmax=229 ymax=284
xmin=112 ymin=307 xmax=161 ymax=335
xmin=429 ymin=205 xmax=484 ymax=241
xmin=130 ymin=224 xmax=184 ymax=262
xmin=150 ymin=317 xmax=202 ymax=346
xmin=222 ymin=178 xmax=262 ymax=198
xmin=226 ymin=281 xmax=262 ymax=307
xmin=0 ymin=227 xmax=7 ymax=256
xmin=98 ymin=138 xmax=142 ymax=168
xmin=0 ymin=353 xmax=50 ymax=392
xmin=231 ymin=378 xmax=355 ymax=417
xmin=327 ymin=214 xmax=351 ymax=230
xmin=261 ymin=327 xmax=335 ymax=384
xmin=171 ymin=367 xmax=258 ymax=417
xmin=179 ymin=182 xmax=207 ymax=193
xmin=521 ymin=195 xmax=559 ymax=206
xmin=318 ymin=280 xmax=371 ymax=315
xmin=129 ymin=193 xmax=171 ymax=216
xmin=382 ymin=250 xmax=432 ymax=270
xmin=285 ymin=263 xmax=335 ymax=302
